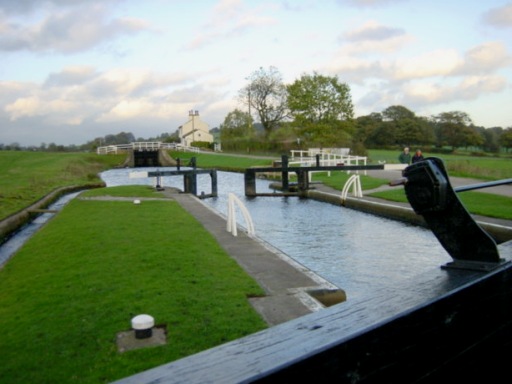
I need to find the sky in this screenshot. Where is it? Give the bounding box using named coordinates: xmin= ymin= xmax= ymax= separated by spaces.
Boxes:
xmin=0 ymin=0 xmax=511 ymax=147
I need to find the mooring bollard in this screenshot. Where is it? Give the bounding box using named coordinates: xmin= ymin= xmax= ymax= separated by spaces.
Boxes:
xmin=131 ymin=314 xmax=154 ymax=339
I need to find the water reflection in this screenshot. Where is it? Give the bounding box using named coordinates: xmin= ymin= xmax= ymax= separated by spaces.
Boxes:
xmin=101 ymin=168 xmax=449 ymax=299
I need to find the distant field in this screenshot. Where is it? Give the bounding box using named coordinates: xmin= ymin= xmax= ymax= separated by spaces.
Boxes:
xmin=0 ymin=151 xmax=125 ymax=219
xmin=367 ymin=149 xmax=512 ymax=180
xmin=1 ymin=149 xmax=510 ymax=222
xmin=171 ymin=149 xmax=512 ymax=180
xmin=169 ymin=150 xmax=274 ymax=171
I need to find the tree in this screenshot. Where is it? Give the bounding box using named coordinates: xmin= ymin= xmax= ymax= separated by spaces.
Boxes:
xmin=500 ymin=127 xmax=512 ymax=152
xmin=296 ymin=120 xmax=354 ymax=148
xmin=397 ymin=116 xmax=435 ymax=147
xmin=220 ymin=109 xmax=254 ymax=140
xmin=382 ymin=105 xmax=416 ymax=121
xmin=286 ymin=72 xmax=354 ymax=123
xmin=239 ymin=66 xmax=288 ymax=138
xmin=354 ymin=113 xmax=383 ymax=146
xmin=380 ymin=105 xmax=434 ymax=147
xmin=432 ymin=111 xmax=475 ymax=149
xmin=479 ymin=126 xmax=502 ymax=152
xmin=286 ymin=72 xmax=354 ymax=148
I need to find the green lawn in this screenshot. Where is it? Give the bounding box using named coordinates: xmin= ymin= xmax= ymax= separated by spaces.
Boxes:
xmin=169 ymin=150 xmax=274 ymax=171
xmin=1 ymin=149 xmax=509 ymax=222
xmin=0 ymin=186 xmax=266 ymax=383
xmin=367 ymin=149 xmax=512 ymax=180
xmin=0 ymin=151 xmax=125 ymax=219
xmin=368 ymin=188 xmax=512 ymax=220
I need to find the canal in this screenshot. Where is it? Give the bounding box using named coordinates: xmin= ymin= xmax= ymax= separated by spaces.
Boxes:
xmin=101 ymin=167 xmax=449 ymax=299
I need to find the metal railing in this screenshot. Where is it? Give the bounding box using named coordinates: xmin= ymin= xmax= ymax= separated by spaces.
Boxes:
xmin=341 ymin=174 xmax=363 ymax=203
xmin=289 ymin=148 xmax=368 ymax=179
xmin=227 ymin=193 xmax=255 ymax=237
xmin=96 ymin=142 xmax=201 ymax=155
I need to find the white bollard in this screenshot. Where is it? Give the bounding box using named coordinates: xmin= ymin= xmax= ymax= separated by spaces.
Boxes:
xmin=131 ymin=314 xmax=154 ymax=339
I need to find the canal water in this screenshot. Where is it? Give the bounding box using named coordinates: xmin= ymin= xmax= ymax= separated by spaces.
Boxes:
xmin=101 ymin=167 xmax=449 ymax=299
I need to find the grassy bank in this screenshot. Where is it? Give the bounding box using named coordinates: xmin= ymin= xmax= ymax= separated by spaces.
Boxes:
xmin=367 ymin=149 xmax=512 ymax=180
xmin=0 ymin=186 xmax=267 ymax=383
xmin=2 ymin=149 xmax=509 ymax=222
xmin=370 ymin=188 xmax=512 ymax=220
xmin=0 ymin=151 xmax=125 ymax=219
xmin=169 ymin=150 xmax=274 ymax=171
xmin=172 ymin=149 xmax=511 ymax=181
xmin=311 ymin=171 xmax=512 ymax=220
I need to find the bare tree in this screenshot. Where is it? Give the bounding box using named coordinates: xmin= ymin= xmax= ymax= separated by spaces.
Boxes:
xmin=239 ymin=66 xmax=288 ymax=138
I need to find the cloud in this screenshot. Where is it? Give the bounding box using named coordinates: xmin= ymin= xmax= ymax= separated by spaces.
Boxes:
xmin=4 ymin=90 xmax=92 ymax=126
xmin=338 ymin=21 xmax=414 ymax=55
xmin=403 ymin=75 xmax=507 ymax=104
xmin=0 ymin=0 xmax=120 ymax=15
xmin=96 ymin=99 xmax=171 ymax=122
xmin=337 ymin=37 xmax=511 ymax=114
xmin=392 ymin=49 xmax=463 ymax=80
xmin=0 ymin=3 xmax=150 ymax=53
xmin=0 ymin=64 xmax=231 ymax=145
xmin=457 ymin=41 xmax=512 ymax=74
xmin=389 ymin=42 xmax=511 ymax=80
xmin=0 ymin=0 xmax=51 ymax=14
xmin=2 ymin=66 xmax=227 ymax=131
xmin=5 ymin=96 xmax=41 ymax=120
xmin=43 ymin=66 xmax=97 ymax=87
xmin=344 ymin=21 xmax=405 ymax=42
xmin=356 ymin=74 xmax=508 ymax=116
xmin=185 ymin=0 xmax=277 ymax=50
xmin=482 ymin=3 xmax=512 ymax=28
xmin=337 ymin=0 xmax=408 ymax=8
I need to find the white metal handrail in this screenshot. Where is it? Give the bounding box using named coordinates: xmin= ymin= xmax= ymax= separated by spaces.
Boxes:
xmin=227 ymin=193 xmax=255 ymax=237
xmin=95 ymin=142 xmax=201 ymax=155
xmin=289 ymin=148 xmax=368 ymax=177
xmin=341 ymin=174 xmax=362 ymax=203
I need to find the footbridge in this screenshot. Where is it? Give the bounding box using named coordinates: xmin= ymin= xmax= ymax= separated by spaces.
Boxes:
xmin=96 ymin=142 xmax=200 ymax=167
xmin=96 ymin=142 xmax=192 ymax=154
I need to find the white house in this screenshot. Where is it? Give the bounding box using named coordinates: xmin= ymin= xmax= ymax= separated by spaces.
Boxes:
xmin=178 ymin=110 xmax=213 ymax=147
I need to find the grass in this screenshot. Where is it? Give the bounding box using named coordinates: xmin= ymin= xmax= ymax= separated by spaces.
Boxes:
xmin=80 ymin=185 xmax=163 ymax=198
xmin=0 ymin=151 xmax=125 ymax=219
xmin=367 ymin=149 xmax=512 ymax=180
xmin=311 ymin=150 xmax=511 ymax=220
xmin=175 ymin=147 xmax=510 ymax=184
xmin=311 ymin=171 xmax=390 ymax=191
xmin=369 ymin=188 xmax=512 ymax=220
xmin=169 ymin=150 xmax=274 ymax=171
xmin=0 ymin=186 xmax=267 ymax=383
xmin=1 ymin=149 xmax=509 ymax=222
